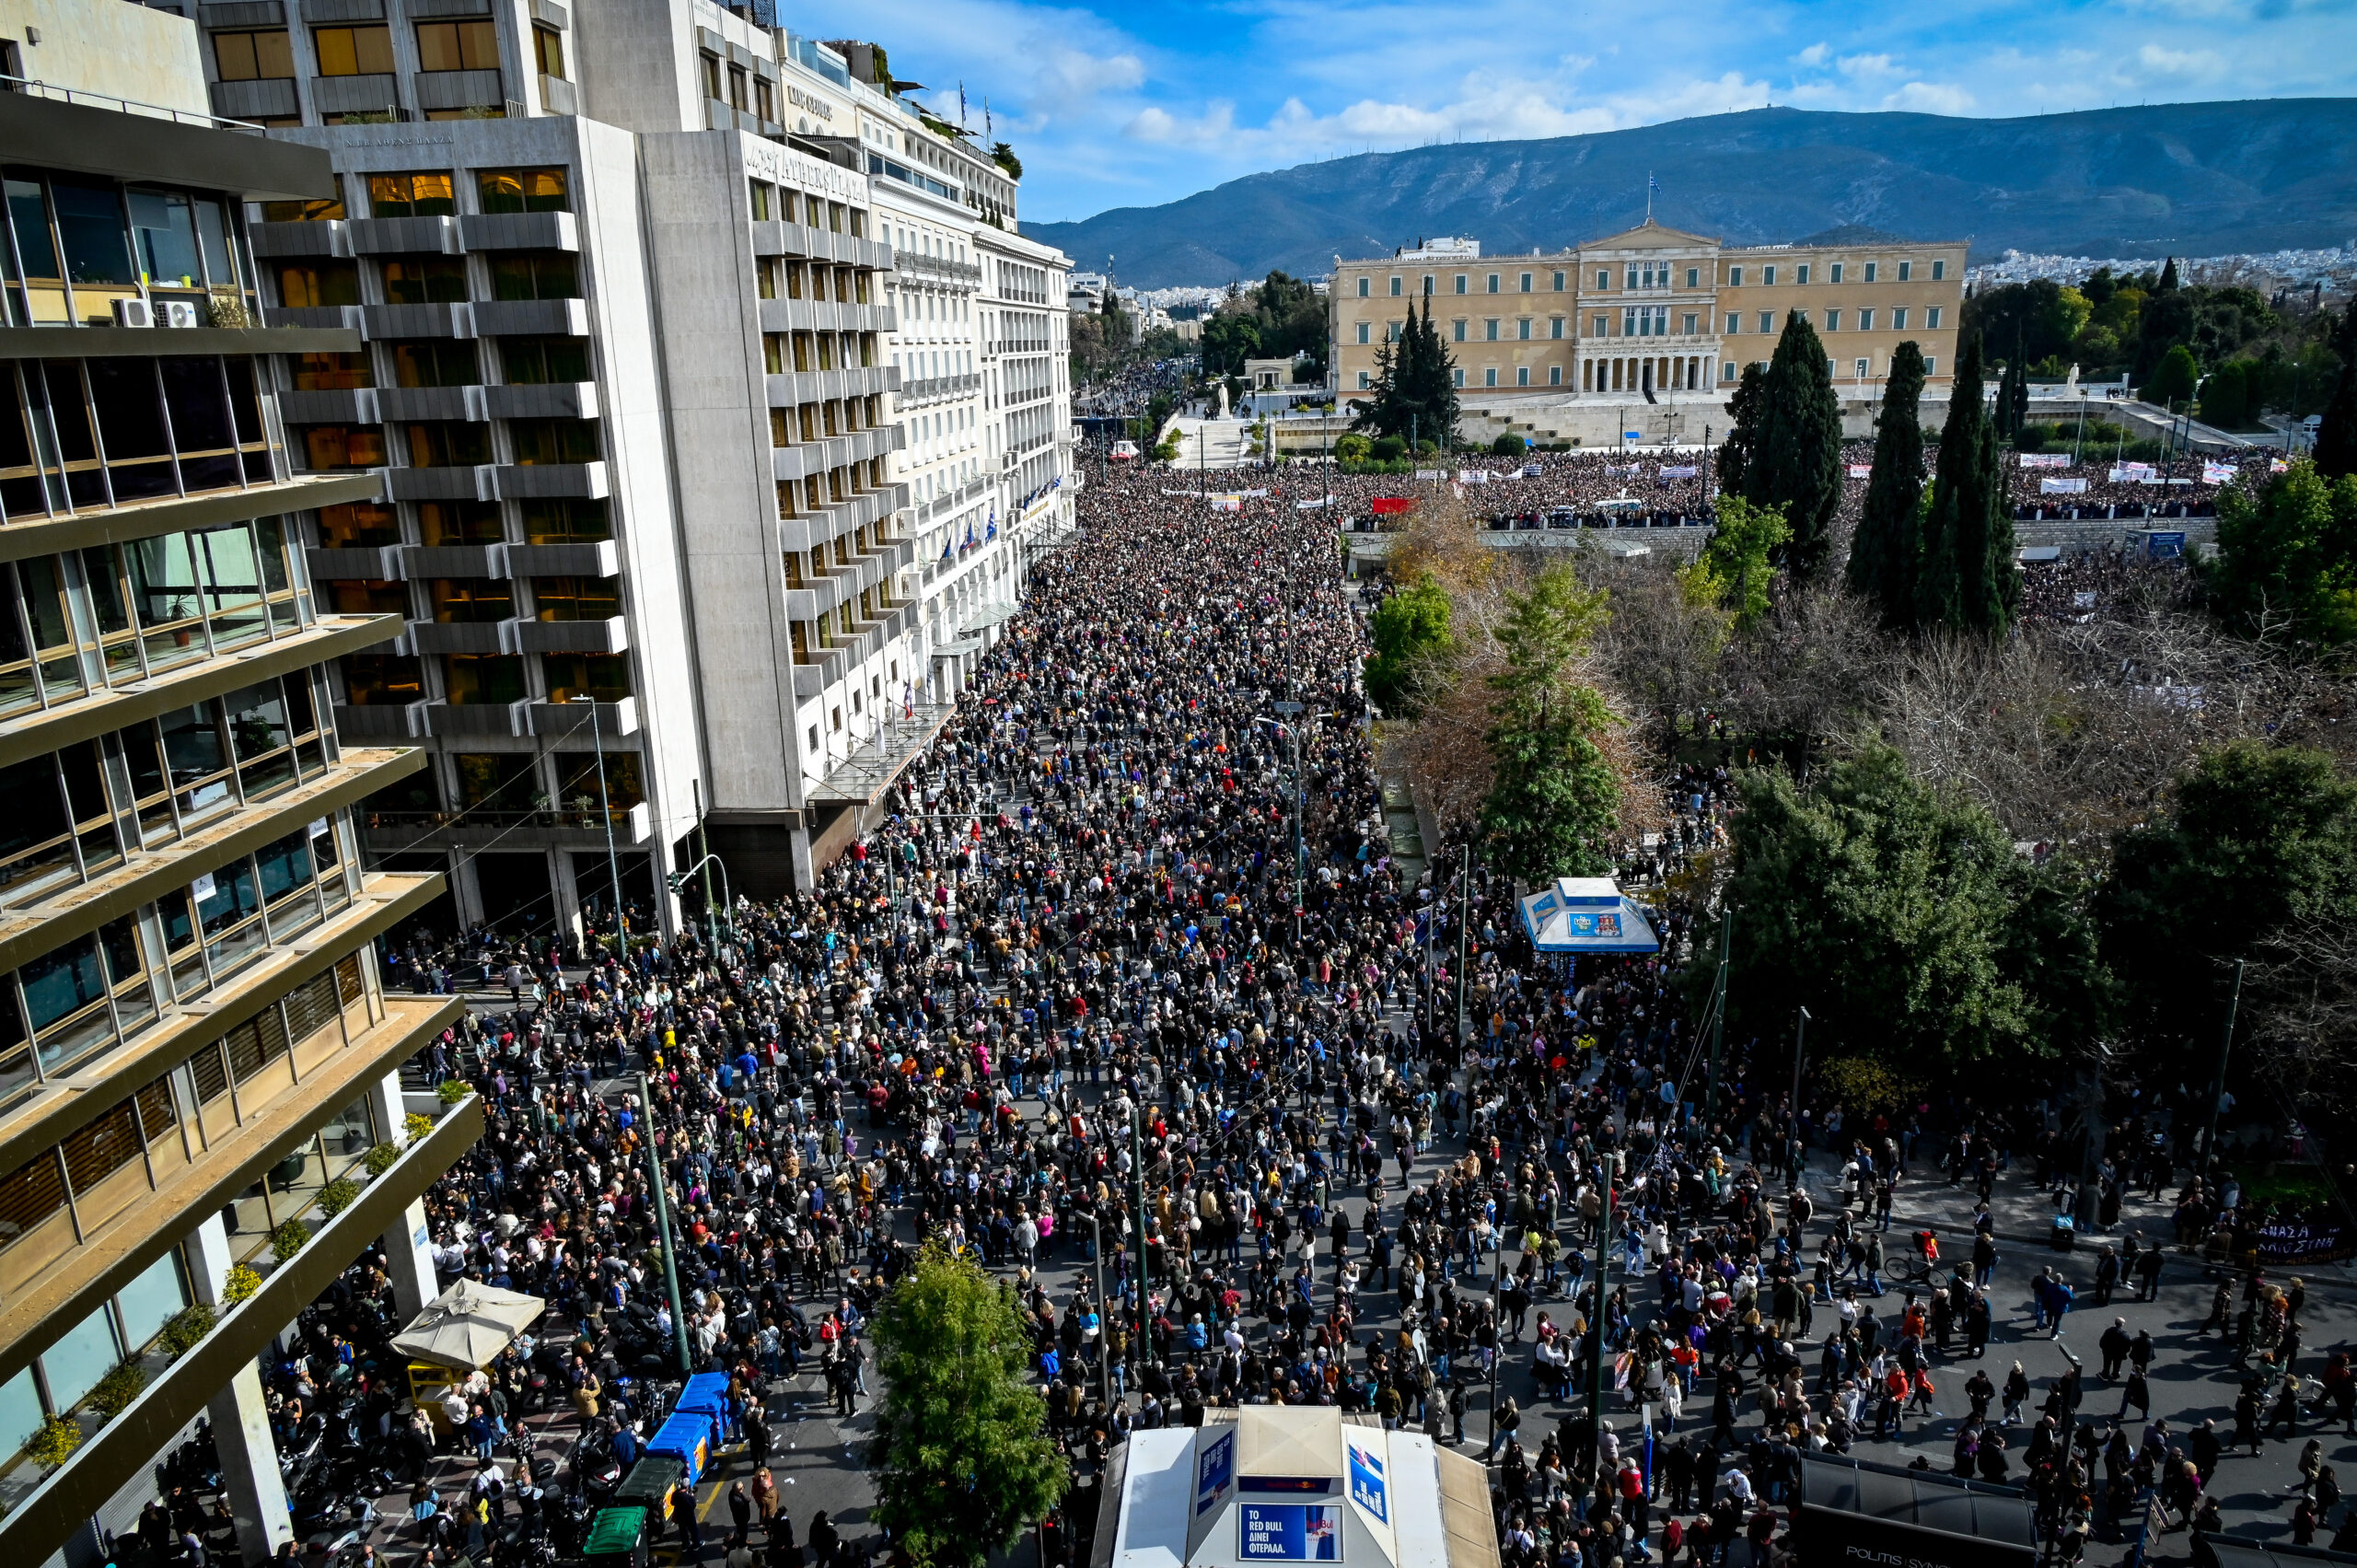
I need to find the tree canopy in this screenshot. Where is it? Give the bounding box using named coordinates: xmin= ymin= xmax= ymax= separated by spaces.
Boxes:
xmin=2204 ymin=459 xmax=2357 ymax=649
xmin=1741 ymin=312 xmax=1843 ymax=579
xmin=1353 ymin=293 xmax=1458 ymax=447
xmin=868 ymin=1244 xmax=1068 ymax=1568
xmin=1479 ymin=563 xmax=1620 ymax=882
xmin=1845 ymin=341 xmax=1929 ymax=629
xmin=1201 ymin=271 xmax=1328 ymax=380
xmin=1684 ymin=494 xmax=1789 ymax=632
xmin=1364 ymin=574 xmax=1453 ymax=716
xmin=1914 ymin=336 xmax=2016 ymax=635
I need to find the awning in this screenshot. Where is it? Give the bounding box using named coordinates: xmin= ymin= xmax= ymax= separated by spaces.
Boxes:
xmin=807 ymin=701 xmax=956 ymax=805
xmin=391 ymin=1279 xmax=546 ymax=1370
xmin=1517 ymin=877 xmax=1660 ymax=954
xmin=961 ymin=600 xmax=1021 ymax=634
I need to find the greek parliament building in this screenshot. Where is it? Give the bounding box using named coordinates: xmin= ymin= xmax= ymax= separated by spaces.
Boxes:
xmin=63 ymin=0 xmax=1076 ymax=939
xmin=1328 ymin=222 xmax=1968 ymax=442
xmin=0 ymin=26 xmax=475 ymax=1568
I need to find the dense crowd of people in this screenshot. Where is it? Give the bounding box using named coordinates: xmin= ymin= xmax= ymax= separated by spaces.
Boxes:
xmin=295 ymin=451 xmax=2335 ymax=1568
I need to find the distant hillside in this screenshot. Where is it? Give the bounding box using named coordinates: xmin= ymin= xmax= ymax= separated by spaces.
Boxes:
xmin=1023 ymin=100 xmax=2357 ymax=287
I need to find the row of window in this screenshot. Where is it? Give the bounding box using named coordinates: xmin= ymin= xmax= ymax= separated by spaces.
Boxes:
xmin=276 ymin=250 xmax=578 ymax=310
xmin=1 ymin=356 xmax=274 ymax=521
xmin=744 ymin=180 xmax=864 ymax=238
xmin=761 ymin=331 xmax=878 ymax=377
xmin=329 ymin=575 xmax=621 ymax=624
xmin=315 ymin=496 xmax=610 ymax=550
xmin=343 ymin=650 xmax=629 ymax=709
xmin=767 ymin=396 xmax=885 ymax=447
xmin=363 ymin=746 xmax=644 ymax=826
xmin=294 ymin=417 xmax=599 ymax=473
xmin=1348 ymin=257 xmax=1949 ymax=297
xmin=258 ymin=168 xmax=566 ymax=229
xmin=0 ymin=526 xmax=307 ymax=723
xmin=1354 ymin=354 xmax=1945 ymax=391
xmin=215 ymin=21 xmax=563 ymax=87
xmin=291 ymin=335 xmax=589 ymax=393
xmin=4 ymin=168 xmax=254 ymax=329
xmin=1724 ymin=307 xmax=1941 ymax=333
xmin=775 ymin=456 xmax=890 ymax=518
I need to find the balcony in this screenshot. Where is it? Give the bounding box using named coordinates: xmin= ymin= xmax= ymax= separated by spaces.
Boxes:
xmin=309 ymin=74 xmax=400 ymax=119
xmin=399 ymin=542 xmax=505 ymax=577
xmin=209 ymin=75 xmax=300 ymax=122
xmin=899 ymin=372 xmax=982 ymax=406
xmin=505 ymin=539 xmax=617 ymax=575
xmin=459 ymin=210 xmax=578 ymax=252
xmin=494 ymin=460 xmax=607 ymax=500
xmin=422 ymin=698 xmax=527 ymax=738
xmin=271 ymin=304 xmax=365 ymax=332
xmin=250 ymin=217 xmax=352 ymax=259
xmin=508 ymin=614 xmax=628 ymax=655
xmin=763 ymin=366 xmax=898 ymax=406
xmin=277 ymin=386 xmax=379 ymax=424
xmin=808 ymin=700 xmax=955 ymax=805
xmin=408 ymin=620 xmax=508 ymax=655
xmin=375 ymin=384 xmax=485 ymax=422
xmin=349 ymin=215 xmax=462 ymax=256
xmin=756 ymin=298 xmax=895 ymax=336
xmin=361 ymin=301 xmax=473 ymax=339
xmin=360 ymin=802 xmax=651 ymax=849
xmin=749 ymin=223 xmax=893 ymax=272
xmin=384 ymin=463 xmax=495 ymax=503
xmin=471 ymin=297 xmax=589 ymax=336
xmin=413 ymin=68 xmax=504 ymax=116
xmin=526 ymin=695 xmax=637 ymax=738
xmin=306 ymin=543 xmax=401 ymax=581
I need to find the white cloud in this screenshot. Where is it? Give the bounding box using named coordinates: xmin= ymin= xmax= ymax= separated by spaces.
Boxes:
xmin=1031 ymin=45 xmax=1144 ymax=108
xmin=1794 ymin=42 xmax=1829 ymax=66
xmin=2136 ymin=42 xmax=2227 ymax=75
xmin=1121 ymin=101 xmax=1237 ymax=145
xmin=1884 ymin=81 xmax=1978 ymax=114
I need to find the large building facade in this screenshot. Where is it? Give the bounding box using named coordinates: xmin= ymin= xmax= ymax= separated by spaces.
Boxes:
xmin=0 ymin=51 xmax=472 ymax=1565
xmin=1329 ymin=221 xmax=1966 ymax=417
xmin=157 ymin=0 xmax=1071 ymax=922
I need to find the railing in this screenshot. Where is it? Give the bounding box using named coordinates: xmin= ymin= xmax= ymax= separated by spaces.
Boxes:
xmin=0 ymin=72 xmax=264 ymax=131
xmin=363 ymin=807 xmax=633 ymax=832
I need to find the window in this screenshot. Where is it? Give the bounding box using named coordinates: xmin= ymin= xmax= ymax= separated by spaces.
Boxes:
xmin=1856 ymin=358 xmax=1871 ymax=379
xmin=519 ymin=498 xmax=608 ymax=543
xmin=261 ymin=180 xmax=345 ymax=224
xmin=1518 ymin=273 xmax=1532 ymax=292
xmin=1550 ymin=318 xmax=1563 ymax=339
xmin=1355 ymin=371 xmax=1371 ymax=389
xmin=293 ymin=352 xmax=370 ymax=390
xmin=1624 ymin=266 xmax=1637 ymax=289
xmin=1386 ymin=321 xmax=1401 ymax=343
xmin=1591 ymin=315 xmax=1607 ymax=337
xmin=543 ymin=652 xmax=628 ymax=703
xmin=1864 ymin=261 xmax=1878 ymax=283
xmin=1926 ymin=307 xmax=1943 ymax=329
xmin=1516 ymin=319 xmax=1530 ymax=341
xmin=1451 ymin=320 xmax=1465 ymax=343
xmin=1858 ymin=308 xmax=1875 ymax=331
xmin=1898 ymin=261 xmax=1912 ymax=281
xmin=1354 ymin=322 xmax=1368 ymax=344
xmin=1388 ymin=276 xmax=1401 ymax=296
xmin=533 ymin=24 xmax=565 ymax=80
xmin=1453 ymin=274 xmax=1467 ymax=295
xmin=1825 ymin=310 xmax=1840 ymax=331
xmin=403 ymin=421 xmax=489 ymax=468
xmin=501 ymin=335 xmax=589 ymax=384
xmin=476 ymin=168 xmax=569 ymax=214
xmin=530 ymin=575 xmax=620 ymax=621
xmin=1686 ymin=267 xmax=1699 ymax=287
xmin=1725 ymin=314 xmax=1738 ymax=334
xmin=1682 ymin=313 xmax=1697 ymax=335
xmin=297 ymin=424 xmax=384 ymax=470
xmin=1723 ymin=361 xmax=1736 ymax=382
xmin=1483 ymin=367 xmax=1496 ymax=387
xmin=367 ymin=173 xmax=456 ymax=218
xmin=1932 ymin=260 xmax=1945 ymax=280
xmin=1515 ymin=366 xmax=1529 ymax=387
xmin=1829 ymin=263 xmax=1843 ymax=284
xmin=316 ymin=500 xmax=398 ymax=547
xmin=489 ymin=251 xmax=579 ymax=300
xmin=1892 ymin=308 xmax=1909 ymax=331
xmin=389 ymin=340 xmax=476 ymax=388
xmin=213 ymin=30 xmax=294 ymax=81
xmin=1552 ymin=271 xmax=1565 ymax=291
xmin=380 ymin=255 xmax=465 ymax=302
xmin=1451 ymin=368 xmax=1464 ymax=388
xmin=417 ymin=500 xmax=500 ymax=544
xmin=1484 ymin=319 xmax=1497 ymax=341
xmin=1727 ymin=266 xmax=1742 ymax=285
xmin=1923 ymin=357 xmax=1936 ymax=374
xmin=1758 ymin=311 xmax=1772 ymax=334
xmin=1796 ymin=264 xmax=1810 ymax=285
xmin=1762 ymin=266 xmax=1776 ymax=285
xmin=312 ymin=25 xmax=393 ymax=76
xmin=444 ymin=654 xmax=525 ymax=704
xmin=1548 ymin=365 xmax=1562 ymax=385
xmin=1596 ymin=269 xmax=1608 ymax=289
xmin=1486 ymin=274 xmax=1500 ymax=294
xmin=276 ymin=260 xmax=358 ymax=308
xmin=416 ymin=19 xmax=498 ymax=72
xmin=508 ymin=418 xmax=599 ymax=465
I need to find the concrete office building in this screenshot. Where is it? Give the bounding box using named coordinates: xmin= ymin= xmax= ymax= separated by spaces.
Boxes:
xmin=0 ymin=39 xmax=473 ymax=1566
xmin=1329 ymin=221 xmax=1967 ymax=444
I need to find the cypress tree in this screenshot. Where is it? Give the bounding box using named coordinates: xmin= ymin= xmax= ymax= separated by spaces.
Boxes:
xmin=2008 ymin=351 xmax=2031 ymax=436
xmin=1746 ymin=310 xmax=1844 ymax=579
xmin=1718 ymin=364 xmax=1764 ymax=497
xmin=1846 ymin=342 xmax=1928 ymax=628
xmin=1916 ymin=337 xmax=2017 ymax=634
xmin=2315 ymin=303 xmax=2357 ymax=482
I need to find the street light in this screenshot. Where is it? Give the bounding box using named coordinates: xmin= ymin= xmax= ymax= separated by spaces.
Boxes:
xmin=667 ymin=853 xmax=735 ymax=956
xmin=574 ymin=696 xmax=628 ymax=960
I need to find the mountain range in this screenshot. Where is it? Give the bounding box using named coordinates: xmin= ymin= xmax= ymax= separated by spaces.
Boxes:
xmin=1020 ymin=99 xmax=2357 ymax=288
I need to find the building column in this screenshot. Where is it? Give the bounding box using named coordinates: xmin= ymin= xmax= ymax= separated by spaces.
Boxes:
xmin=552 ymin=850 xmax=585 ymax=952
xmin=366 ymin=1069 xmax=439 ymax=1320
xmin=185 ymin=1215 xmax=294 ymax=1563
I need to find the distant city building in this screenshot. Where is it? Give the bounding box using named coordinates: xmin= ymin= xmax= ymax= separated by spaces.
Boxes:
xmin=1392 ymin=237 xmax=1481 ymax=261
xmin=1329 ymin=220 xmax=1965 ymax=402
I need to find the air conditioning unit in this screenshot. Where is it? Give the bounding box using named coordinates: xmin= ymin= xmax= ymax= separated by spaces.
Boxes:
xmin=157 ymin=300 xmax=200 ymax=329
xmin=111 ymin=297 xmax=154 ymax=329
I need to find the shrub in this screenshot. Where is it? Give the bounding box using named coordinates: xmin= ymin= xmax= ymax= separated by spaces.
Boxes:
xmin=319 ymin=1176 xmax=361 ymax=1218
xmin=271 ymin=1220 xmax=309 ymax=1262
xmin=1334 ymin=433 xmax=1373 ymax=462
xmin=224 ymin=1264 xmax=262 ymax=1304
xmin=1491 ymin=432 xmax=1527 ymax=457
xmin=27 ymin=1416 xmax=81 ymax=1470
xmin=1370 ymin=435 xmax=1407 ymax=462
xmin=157 ymin=1303 xmax=214 ymax=1357
xmin=435 ymin=1077 xmax=470 ymax=1106
xmin=87 ymin=1360 xmax=145 ymax=1419
xmin=1814 ymin=1056 xmax=1912 ymax=1118
xmin=405 ymin=1111 xmax=434 ymax=1143
xmin=365 ymin=1141 xmax=402 ymax=1177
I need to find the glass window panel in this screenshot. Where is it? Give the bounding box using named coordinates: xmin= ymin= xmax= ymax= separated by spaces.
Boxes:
xmin=79 ymin=547 xmax=139 ymax=685
xmin=195 ymin=857 xmax=259 ymax=937
xmin=226 ymin=679 xmax=292 ymax=762
xmin=158 ymin=702 xmax=233 ymax=820
xmin=128 ymin=190 xmax=203 ymax=290
xmin=100 ymin=914 xmax=153 ymax=1034
xmin=121 ymin=721 xmax=175 ymax=842
xmin=257 ymin=828 xmax=312 ymax=903
xmin=114 ymin=1247 xmax=187 ymax=1353
xmin=0 ymin=1143 xmax=63 ymax=1250
xmin=0 ymin=754 xmax=72 ymax=898
xmin=39 ymin=1303 xmax=122 ymax=1412
xmin=129 ymin=533 xmax=208 ymax=671
xmin=193 ymin=524 xmax=266 ymax=649
xmin=51 ymin=181 xmax=134 ymax=287
xmin=158 ymin=358 xmax=233 ymax=452
xmin=0 ymin=1367 xmax=41 ymax=1456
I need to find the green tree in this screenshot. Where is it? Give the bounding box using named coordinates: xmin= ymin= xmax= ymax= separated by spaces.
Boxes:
xmin=2144 ymin=343 xmax=2199 ymax=405
xmin=990 ymin=142 xmax=1022 ymax=180
xmin=1363 ymin=574 xmax=1453 ymax=715
xmin=1915 ymin=336 xmax=2016 ymax=634
xmin=1744 ymin=311 xmax=1843 ymax=578
xmin=2098 ymin=742 xmax=2357 ymax=1062
xmin=2204 ymin=459 xmax=2357 ymax=647
xmin=1688 ymin=494 xmax=1790 ymax=630
xmin=1353 ymin=294 xmax=1457 ymax=447
xmin=2200 ymin=359 xmax=2249 ymax=429
xmin=1479 ymin=563 xmax=1620 ymax=882
xmin=1846 ymin=342 xmax=1929 ymax=628
xmin=1200 ymin=310 xmax=1258 ymax=377
xmin=1704 ymin=745 xmax=2034 ymax=1072
xmin=868 ymin=1245 xmax=1068 ymax=1568
xmin=1716 ymin=364 xmax=1764 ymax=498
xmin=2316 ymin=304 xmax=2357 ymax=482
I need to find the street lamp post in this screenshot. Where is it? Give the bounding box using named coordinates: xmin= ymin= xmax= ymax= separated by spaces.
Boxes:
xmin=2200 ymin=959 xmax=2247 ymax=1175
xmin=575 ymin=696 xmax=628 ymax=959
xmin=636 ymin=1072 xmax=694 ymax=1376
xmin=666 ymin=853 xmax=735 ymax=955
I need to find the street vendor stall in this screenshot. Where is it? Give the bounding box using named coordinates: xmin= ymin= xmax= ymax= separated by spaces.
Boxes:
xmin=389 ymin=1278 xmax=546 ymax=1431
xmin=1517 ymin=877 xmax=1660 ymax=957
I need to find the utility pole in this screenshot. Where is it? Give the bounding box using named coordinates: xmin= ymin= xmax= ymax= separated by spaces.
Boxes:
xmin=637 ymin=1072 xmax=694 ymax=1376
xmin=1702 ymin=905 xmax=1731 ymax=1134
xmin=2200 ymin=959 xmax=2247 ymax=1176
xmin=1586 ymin=1156 xmax=1614 ymax=1481
xmin=1454 ymin=844 xmax=1471 ymax=1063
xmin=1132 ymin=1102 xmax=1152 ymax=1368
xmin=1790 ymin=1006 xmax=1810 ymax=1129
xmin=576 ymin=696 xmax=628 ymax=958
xmin=1088 ymin=1215 xmax=1113 ymax=1411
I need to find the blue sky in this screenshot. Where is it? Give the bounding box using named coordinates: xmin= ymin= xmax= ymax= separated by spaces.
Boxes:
xmin=779 ymin=0 xmax=2357 ymax=225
